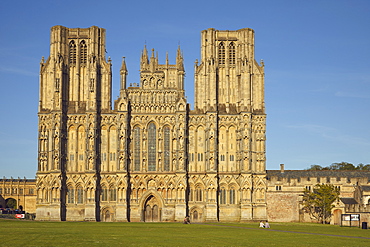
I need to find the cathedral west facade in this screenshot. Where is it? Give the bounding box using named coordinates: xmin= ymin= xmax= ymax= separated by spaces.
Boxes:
xmin=36 ymin=26 xmax=266 ymax=222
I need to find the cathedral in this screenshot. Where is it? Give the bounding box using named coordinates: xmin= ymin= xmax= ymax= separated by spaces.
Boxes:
xmin=36 ymin=26 xmax=267 ymax=222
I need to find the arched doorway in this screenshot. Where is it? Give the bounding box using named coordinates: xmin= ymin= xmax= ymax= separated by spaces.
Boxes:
xmin=190 ymin=208 xmax=202 ymax=222
xmin=144 ymin=195 xmax=160 ymax=222
xmin=102 ymin=208 xmax=112 ymax=222
xmin=5 ymin=198 xmax=17 ymax=209
xmin=333 ymin=209 xmax=342 ymax=225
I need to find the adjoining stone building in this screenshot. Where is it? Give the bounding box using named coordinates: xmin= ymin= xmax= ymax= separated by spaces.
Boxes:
xmin=35 ymin=26 xmax=266 ymax=222
xmin=0 ymin=178 xmax=36 ymax=213
xmin=266 ymin=164 xmax=370 ymax=225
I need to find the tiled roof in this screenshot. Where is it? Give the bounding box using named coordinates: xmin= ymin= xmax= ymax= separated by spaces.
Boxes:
xmin=360 ymin=185 xmax=370 ymax=191
xmin=266 ymin=170 xmax=370 ymax=180
xmin=340 ymin=197 xmax=358 ymax=204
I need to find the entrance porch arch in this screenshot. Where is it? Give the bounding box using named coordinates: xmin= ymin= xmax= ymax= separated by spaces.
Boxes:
xmin=101 ymin=207 xmax=114 ymax=222
xmin=190 ymin=206 xmax=203 ymax=222
xmin=140 ymin=191 xmax=164 ymax=222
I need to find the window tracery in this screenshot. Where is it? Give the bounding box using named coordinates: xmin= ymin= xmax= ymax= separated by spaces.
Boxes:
xmin=218 ymin=42 xmax=225 ymax=65
xmin=69 ymin=40 xmax=76 ymax=65
xmin=67 ymin=186 xmax=74 ymax=203
xmin=220 ymin=187 xmax=226 ymax=204
xmin=101 ymin=185 xmax=108 ymax=201
xmin=134 ymin=127 xmax=141 ymax=171
xmin=148 ymin=123 xmax=156 ymax=171
xmin=77 ymin=186 xmax=83 ymax=204
xmin=80 ymin=40 xmax=87 ymax=65
xmin=164 ymin=126 xmax=170 ymax=171
xmin=195 ymin=186 xmax=202 ymax=201
xmin=228 ymin=42 xmax=235 ymax=65
xmin=230 ymin=187 xmax=235 ymax=204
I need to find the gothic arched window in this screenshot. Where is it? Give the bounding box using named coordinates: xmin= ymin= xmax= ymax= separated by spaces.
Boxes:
xmin=148 ymin=123 xmax=156 ymax=171
xmin=109 ymin=187 xmax=116 ymax=201
xmin=69 ymin=41 xmax=76 ymax=65
xmin=195 ymin=186 xmax=202 ymax=202
xmin=101 ymin=185 xmax=108 ymax=201
xmin=76 ymin=186 xmax=83 ymax=204
xmin=80 ymin=40 xmax=87 ymax=65
xmin=228 ymin=42 xmax=235 ymax=65
xmin=163 ymin=126 xmax=170 ymax=171
xmin=230 ymin=187 xmax=236 ymax=204
xmin=134 ymin=127 xmax=141 ymax=171
xmin=218 ymin=42 xmax=225 ymax=65
xmin=220 ymin=187 xmax=226 ymax=204
xmin=67 ymin=186 xmax=74 ymax=204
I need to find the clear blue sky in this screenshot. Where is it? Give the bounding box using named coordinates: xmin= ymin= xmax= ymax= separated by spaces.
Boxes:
xmin=1 ymin=0 xmax=369 ymax=178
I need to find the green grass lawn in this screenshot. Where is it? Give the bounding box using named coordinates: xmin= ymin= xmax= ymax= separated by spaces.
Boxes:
xmin=0 ymin=220 xmax=369 ymax=247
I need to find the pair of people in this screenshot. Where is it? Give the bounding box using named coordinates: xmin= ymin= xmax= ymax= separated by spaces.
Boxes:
xmin=183 ymin=216 xmax=191 ymax=224
xmin=259 ymin=220 xmax=270 ymax=228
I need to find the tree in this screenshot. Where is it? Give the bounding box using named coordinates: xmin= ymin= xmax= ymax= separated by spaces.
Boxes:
xmin=329 ymin=162 xmax=355 ymax=170
xmin=302 ymin=184 xmax=340 ymax=224
xmin=306 ymin=162 xmax=370 ymax=171
xmin=307 ymin=165 xmax=324 ymax=170
xmin=357 ymin=163 xmax=370 ymax=171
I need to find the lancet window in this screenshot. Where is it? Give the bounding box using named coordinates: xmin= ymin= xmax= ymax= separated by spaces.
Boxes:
xmin=80 ymin=40 xmax=87 ymax=65
xmin=230 ymin=187 xmax=236 ymax=204
xmin=109 ymin=187 xmax=117 ymax=201
xmin=163 ymin=126 xmax=170 ymax=171
xmin=76 ymin=186 xmax=83 ymax=204
xmin=220 ymin=187 xmax=226 ymax=204
xmin=218 ymin=42 xmax=225 ymax=65
xmin=101 ymin=185 xmax=108 ymax=201
xmin=148 ymin=123 xmax=156 ymax=171
xmin=67 ymin=186 xmax=74 ymax=203
xmin=228 ymin=42 xmax=236 ymax=65
xmin=69 ymin=41 xmax=76 ymax=65
xmin=195 ymin=186 xmax=203 ymax=202
xmin=133 ymin=127 xmax=141 ymax=171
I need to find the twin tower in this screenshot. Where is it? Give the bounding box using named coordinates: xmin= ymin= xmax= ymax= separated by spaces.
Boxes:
xmin=36 ymin=26 xmax=266 ymax=222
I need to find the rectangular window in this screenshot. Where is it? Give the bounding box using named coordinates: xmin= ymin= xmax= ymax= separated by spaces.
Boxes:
xmin=230 ymin=189 xmax=235 ymax=204
xmin=230 ymin=155 xmax=234 ymax=161
xmin=19 ymin=189 xmax=23 ymax=195
xmin=276 ymin=185 xmax=282 ymax=191
xmin=29 ymin=189 xmax=34 ymax=195
xmin=110 ymin=188 xmax=117 ymax=201
xmin=77 ymin=188 xmax=83 ymax=204
xmin=67 ymin=188 xmax=74 ymax=204
xmin=198 ymin=153 xmax=204 ymax=161
xmin=220 ymin=189 xmax=226 ymax=204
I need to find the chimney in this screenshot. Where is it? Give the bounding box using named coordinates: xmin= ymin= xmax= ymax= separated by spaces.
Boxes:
xmin=280 ymin=164 xmax=285 ymax=173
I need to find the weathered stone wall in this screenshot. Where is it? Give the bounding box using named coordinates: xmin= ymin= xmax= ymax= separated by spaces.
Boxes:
xmin=266 ymin=192 xmax=300 ymax=222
